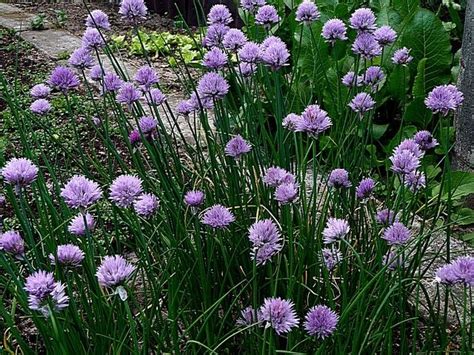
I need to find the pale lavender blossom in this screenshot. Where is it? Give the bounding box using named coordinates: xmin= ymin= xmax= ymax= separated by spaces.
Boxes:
xmin=109 ymin=175 xmax=143 ymax=208
xmin=176 ymin=100 xmax=194 ymax=116
xmin=238 ymin=42 xmax=262 ymax=63
xmin=382 ymin=222 xmax=411 ymax=246
xmin=295 ymin=104 xmax=332 ymax=136
xmin=450 ymin=256 xmax=474 ymax=286
xmin=328 ymin=168 xmax=351 ymax=188
xmin=149 ymin=88 xmax=167 ymax=105
xmin=86 ymin=9 xmax=111 ymax=30
xmin=258 ymin=297 xmax=299 ymax=335
xmin=207 ymin=4 xmax=233 ymax=25
xmin=296 ymin=1 xmax=320 ymax=25
xmin=364 ymin=66 xmax=384 ymax=90
xmin=0 ymin=230 xmax=25 ymax=257
xmin=119 ymin=0 xmax=147 ymax=22
xmin=48 ymin=66 xmax=80 ymax=93
xmin=30 ymin=84 xmax=51 ymax=99
xmin=25 ymin=271 xmax=68 ymax=316
xmin=1 ymin=158 xmax=38 ymax=187
xmin=248 ymin=219 xmax=282 ymax=265
xmin=352 ymin=33 xmax=382 ymax=59
xmin=237 ymin=62 xmax=258 ymax=77
xmin=82 ymin=28 xmax=105 ymax=50
xmin=133 ymin=193 xmax=159 ymax=217
xmin=203 ymin=24 xmax=229 ymax=48
xmin=25 ymin=271 xmax=55 ymax=300
xmin=203 ymin=47 xmax=228 ymax=70
xmin=49 ymin=244 xmax=84 ymax=267
xmin=304 ymin=305 xmax=339 ymax=338
xmin=405 ymin=171 xmax=426 ymax=191
xmin=425 ymin=85 xmax=456 ymax=116
xmin=60 ymin=175 xmax=102 ymax=209
xmin=236 ymin=306 xmax=257 ymax=326
xmin=283 ymin=113 xmax=302 ymax=131
xmin=225 ymin=135 xmax=252 ymax=159
xmin=445 ymin=84 xmax=464 ymax=107
xmin=30 ymin=99 xmax=51 ymax=115
xmin=103 ymin=72 xmax=123 ymax=93
xmin=323 ymin=218 xmax=350 ymax=244
xmin=275 ymin=182 xmax=299 ymax=204
xmin=197 ymin=72 xmax=229 ymax=100
xmin=349 ymin=92 xmax=375 ymax=115
xmin=68 ymin=47 xmax=94 ymax=69
xmin=392 ymin=47 xmax=413 ymax=65
xmin=96 ymin=255 xmax=136 ymax=288
xmin=188 ymin=92 xmax=214 ymax=111
xmin=373 ymin=25 xmax=397 ymax=45
xmin=349 ymin=8 xmax=377 ymax=32
xmin=129 ymin=130 xmax=141 ymax=145
xmin=255 ymin=5 xmax=280 ymax=28
xmin=134 ymin=66 xmax=159 ymax=91
xmin=322 ymin=247 xmax=342 ymax=270
xmin=240 ymin=0 xmax=266 ymax=13
xmin=261 ymin=39 xmax=290 ymax=70
xmin=184 ymin=190 xmax=205 ymax=207
xmin=414 ymin=130 xmax=438 ymax=151
xmin=356 ymin=177 xmax=375 ymax=199
xmin=435 ymin=264 xmax=459 ymax=285
xmin=201 ymin=204 xmax=235 ymax=229
xmin=341 ymin=71 xmax=363 ymax=87
xmin=223 ymin=29 xmax=247 ymax=51
xmin=117 ymin=82 xmax=142 ymax=106
xmin=390 ymin=150 xmax=420 ymax=175
xmin=376 ymin=208 xmax=399 ymax=225
xmin=263 ymin=167 xmax=295 ymax=187
xmin=68 ymin=212 xmax=96 ymax=236
xmin=321 ymin=19 xmax=347 ymax=44
xmin=90 ymin=65 xmax=104 ymax=81
xmin=394 ymin=138 xmax=424 ymax=159
xmin=138 ymin=116 xmax=158 ymax=134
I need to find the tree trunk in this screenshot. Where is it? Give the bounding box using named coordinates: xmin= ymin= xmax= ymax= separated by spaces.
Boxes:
xmin=454 ymin=1 xmax=474 ymax=172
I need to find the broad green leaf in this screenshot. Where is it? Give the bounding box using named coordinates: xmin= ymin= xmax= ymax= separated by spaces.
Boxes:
xmin=372 ymin=124 xmax=389 ymax=140
xmin=412 ymin=58 xmax=427 ymax=98
xmin=387 ymin=66 xmax=410 ymax=100
xmin=393 ymin=0 xmax=420 ymax=18
xmin=453 ymin=208 xmax=474 ymax=226
xmin=403 ymin=98 xmax=432 ymax=127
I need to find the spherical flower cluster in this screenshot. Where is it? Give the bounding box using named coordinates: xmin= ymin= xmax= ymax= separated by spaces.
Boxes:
xmin=133 ymin=193 xmax=159 ymax=217
xmin=328 ymin=168 xmax=351 ymax=188
xmin=201 ymin=204 xmax=235 ymax=229
xmin=341 ymin=71 xmax=363 ymax=87
xmin=282 ymin=113 xmax=301 ymax=131
xmin=2 ymin=158 xmax=38 ymax=187
xmin=236 ymin=306 xmax=257 ymax=326
xmin=304 ymin=305 xmax=339 ymax=338
xmin=322 ymin=247 xmax=342 ymax=271
xmin=134 ymin=66 xmax=159 ymax=91
xmin=197 ymin=72 xmax=229 ymax=100
xmin=68 ymin=212 xmax=96 ymax=236
xmin=149 ymin=88 xmax=167 ymax=105
xmin=48 ymin=66 xmax=80 ymax=93
xmin=109 ymin=175 xmax=143 ymax=208
xmin=390 ymin=141 xmax=421 ymax=175
xmin=238 ymin=42 xmax=262 ymax=63
xmin=352 ymin=33 xmax=382 ymax=59
xmin=49 ymin=244 xmax=84 ymax=267
xmin=363 ymin=66 xmax=384 ymax=90
xmin=176 ymin=100 xmax=194 ymax=116
xmin=103 ymin=72 xmax=123 ymax=93
xmin=129 ymin=129 xmax=141 ymax=145
xmin=237 ymin=62 xmax=258 ymax=77
xmin=90 ymin=65 xmax=105 ymax=81
xmin=323 ymin=218 xmax=350 ymax=244
xmin=207 ymin=4 xmax=233 ymax=25
xmin=258 ymin=297 xmax=299 ymax=335
xmin=60 ymin=175 xmax=102 ymax=209
xmin=86 ymin=9 xmax=111 ymax=30
xmin=117 ymin=82 xmax=142 ymax=107
xmin=25 ymin=271 xmax=68 ymax=316
xmin=356 ymin=177 xmax=375 ymax=199
xmin=349 ymin=8 xmax=377 ymax=32
xmin=240 ymin=0 xmax=265 ymax=13
xmin=82 ymin=28 xmax=105 ymax=50
xmin=223 ymin=29 xmax=247 ymax=51
xmin=0 ymin=230 xmax=25 ymax=257
xmin=295 ymin=1 xmax=320 ymax=25
xmin=203 ymin=47 xmax=228 ymax=70
xmin=225 ymin=135 xmax=252 ymax=159
xmin=404 ymin=171 xmax=426 ymax=192
xmin=30 ymin=99 xmax=51 ymax=115
xmin=184 ymin=190 xmax=205 ymax=207
xmin=248 ymin=219 xmax=282 ymax=265
xmin=203 ymin=24 xmax=229 ymax=48
xmin=435 ymin=256 xmax=474 ymax=286
xmin=392 ymin=47 xmax=413 ymax=65
xmin=382 ymin=222 xmax=411 ymax=246
xmin=295 ymin=104 xmax=332 ymax=136
xmin=261 ymin=37 xmax=290 ymax=70
xmin=425 ymin=84 xmax=464 ymax=116
xmin=263 ymin=167 xmax=295 ymax=187
xmin=30 ymin=84 xmax=51 ymax=99
xmin=255 ymin=5 xmax=280 ymax=28
xmin=138 ymin=116 xmax=158 ymax=134
xmin=69 ymin=47 xmax=94 ymax=70
xmin=373 ymin=25 xmax=397 ymax=45
xmin=349 ymin=92 xmax=375 ymax=115
xmin=274 ymin=182 xmax=299 ymax=204
xmin=414 ymin=130 xmax=438 ymax=151
xmin=96 ymin=255 xmax=136 ymax=288
xmin=376 ymin=208 xmax=399 ymax=225
xmin=188 ymin=92 xmax=214 ymax=112
xmin=322 ymin=19 xmax=348 ymax=44
xmin=394 ymin=139 xmax=424 ymax=159
xmin=119 ymin=0 xmax=148 ymax=22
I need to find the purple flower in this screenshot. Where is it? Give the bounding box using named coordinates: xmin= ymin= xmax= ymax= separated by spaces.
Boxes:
xmin=390 ymin=150 xmax=420 ymax=175
xmin=82 ymin=28 xmax=105 ymax=50
xmin=275 ymin=182 xmax=299 ymax=204
xmin=30 ymin=84 xmax=51 ymax=99
xmin=69 ymin=47 xmax=94 ymax=69
xmin=86 ymin=9 xmax=111 ymax=30
xmin=202 ymin=204 xmax=235 ymax=229
xmin=225 ymin=135 xmax=252 ymax=159
xmin=1 ymin=158 xmax=38 ymax=187
xmin=97 ymin=255 xmax=136 ymax=288
xmin=323 ymin=218 xmax=350 ymax=244
xmin=149 ymin=88 xmax=167 ymax=105
xmin=255 ymin=5 xmax=280 ymax=28
xmin=258 ymin=297 xmax=299 ymax=335
xmin=0 ymin=230 xmax=25 ymax=257
xmin=450 ymin=256 xmax=474 ymax=286
xmin=207 ymin=4 xmax=233 ymax=25
xmin=445 ymin=84 xmax=464 ymax=106
xmin=392 ymin=47 xmax=413 ymax=65
xmin=248 ymin=219 xmax=282 ymax=265
xmin=25 ymin=271 xmax=55 ymax=299
xmin=133 ymin=193 xmax=159 ymax=217
xmin=414 ymin=130 xmax=438 ymax=151
xmin=349 ymin=92 xmax=375 ymax=115
xmin=322 ymin=19 xmax=348 ymax=44
xmin=117 ymin=82 xmax=142 ymax=106
xmin=404 ymin=171 xmax=426 ymax=191
xmin=304 ymin=305 xmax=339 ymax=338
xmin=283 ymin=113 xmax=302 ymax=131
xmin=263 ymin=167 xmax=295 ymax=187
xmin=341 ymin=71 xmax=363 ymax=87
xmin=223 ymin=29 xmax=247 ymax=51
xmin=349 ymin=8 xmax=377 ymax=32
xmin=119 ymin=0 xmax=147 ymax=22
xmin=356 ymin=177 xmax=375 ymax=199
xmin=237 ymin=62 xmax=258 ymax=77
xmin=364 ymin=66 xmax=384 ymax=90
xmin=138 ymin=116 xmax=158 ymax=134
xmin=49 ymin=244 xmax=84 ymax=267
xmin=203 ymin=24 xmax=229 ymax=48
xmin=435 ymin=264 xmax=459 ymax=285
xmin=109 ymin=175 xmax=143 ymax=208
xmin=129 ymin=129 xmax=141 ymax=145
xmin=203 ymin=47 xmax=228 ymax=70
xmin=30 ymin=99 xmax=51 ymax=115
xmin=188 ymin=92 xmax=214 ymax=111
xmin=382 ymin=222 xmax=411 ymax=246
xmin=184 ymin=190 xmax=205 ymax=207
xmin=68 ymin=212 xmax=96 ymax=236
xmin=240 ymin=0 xmax=265 ymax=13
xmin=134 ymin=66 xmax=159 ymax=91
xmin=103 ymin=72 xmax=123 ymax=93
xmin=352 ymin=33 xmax=382 ymax=59
xmin=25 ymin=271 xmax=68 ymax=315
xmin=425 ymin=84 xmax=463 ymax=116
xmin=236 ymin=306 xmax=257 ymax=326
xmin=176 ymin=100 xmax=194 ymax=116
xmin=374 ymin=25 xmax=397 ymax=45
xmin=197 ymin=72 xmax=229 ymax=100
xmin=322 ymin=247 xmax=342 ymax=270
xmin=238 ymin=42 xmax=262 ymax=63
xmin=394 ymin=138 xmax=424 ymax=159
xmin=328 ymin=168 xmax=351 ymax=188
xmin=60 ymin=175 xmax=102 ymax=209
xmin=295 ymin=104 xmax=332 ymax=136
xmin=48 ymin=66 xmax=80 ymax=93
xmin=376 ymin=208 xmax=399 ymax=225
xmin=261 ymin=39 xmax=290 ymax=70
xmin=296 ymin=0 xmax=320 ymax=25
xmin=90 ymin=65 xmax=104 ymax=81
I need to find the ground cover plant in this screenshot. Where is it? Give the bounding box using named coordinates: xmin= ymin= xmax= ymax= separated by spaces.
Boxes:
xmin=0 ymin=0 xmax=473 ymax=353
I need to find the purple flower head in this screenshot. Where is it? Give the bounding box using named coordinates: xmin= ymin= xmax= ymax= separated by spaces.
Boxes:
xmin=261 ymin=40 xmax=290 ymax=70
xmin=119 ymin=0 xmax=147 ymax=22
xmin=49 ymin=244 xmax=84 ymax=267
xmin=238 ymin=42 xmax=262 ymax=63
xmin=197 ymin=72 xmax=229 ymax=100
xmin=323 ymin=218 xmax=350 ymax=244
xmin=176 ymin=100 xmax=194 ymax=116
xmin=117 ymin=82 xmax=142 ymax=106
xmin=394 ymin=138 xmax=424 ymax=159
xmin=103 ymin=72 xmax=123 ymax=93
xmin=263 ymin=167 xmax=295 ymax=187
xmin=134 ymin=66 xmax=159 ymax=91
xmin=68 ymin=212 xmax=96 ymax=236
xmin=30 ymin=84 xmax=51 ymax=99
xmin=376 ymin=208 xmax=399 ymax=225
xmin=248 ymin=219 xmax=282 ymax=265
xmin=90 ymin=65 xmax=104 ymax=81
xmin=25 ymin=271 xmax=56 ymax=300
xmin=425 ymin=84 xmax=463 ymax=116
xmin=364 ymin=66 xmax=384 ymax=90
xmin=296 ymin=1 xmax=320 ymax=25
xmin=304 ymin=305 xmax=339 ymax=338
xmin=240 ymin=0 xmax=266 ymax=13
xmin=283 ymin=113 xmax=302 ymax=131
xmin=390 ymin=150 xmax=420 ymax=175
xmin=374 ymin=25 xmax=397 ymax=45
xmin=203 ymin=47 xmax=228 ymax=70
xmin=255 ymin=5 xmax=280 ymax=28
xmin=237 ymin=62 xmax=258 ymax=77
xmin=138 ymin=116 xmax=158 ymax=134
xmin=2 ymin=158 xmax=38 ymax=187
xmin=382 ymin=222 xmax=411 ymax=246
xmin=149 ymin=88 xmax=167 ymax=105
xmin=207 ymin=4 xmax=233 ymax=25
xmin=392 ymin=47 xmax=413 ymax=65
xmin=82 ymin=28 xmax=105 ymax=50
xmin=349 ymin=8 xmax=377 ymax=32
xmin=450 ymin=256 xmax=474 ymax=286
xmin=258 ymin=297 xmax=299 ymax=335
xmin=328 ymin=168 xmax=351 ymax=188
xmin=352 ymin=33 xmax=382 ymax=59
xmin=184 ymin=190 xmax=205 ymax=207
xmin=404 ymin=171 xmax=426 ymax=191
xmin=275 ymin=182 xmax=299 ymax=204
xmin=322 ymin=19 xmax=348 ymax=44
xmin=86 ymin=9 xmax=111 ymax=30
xmin=60 ymin=175 xmax=102 ymax=209
xmin=296 ymin=104 xmax=332 ymax=136
xmin=189 ymin=92 xmax=214 ymax=111
xmin=203 ymin=24 xmax=229 ymax=48
xmin=201 ymin=204 xmax=235 ymax=229
xmin=236 ymin=306 xmax=257 ymax=326
xmin=414 ymin=130 xmax=438 ymax=151
xmin=223 ymin=29 xmax=247 ymax=51
xmin=30 ymin=99 xmax=51 ymax=115
xmin=133 ymin=193 xmax=159 ymax=217
xmin=0 ymin=230 xmax=25 ymax=257
xmin=25 ymin=271 xmax=68 ymax=315
xmin=342 ymin=71 xmax=363 ymax=87
xmin=349 ymin=92 xmax=375 ymax=115
xmin=356 ymin=177 xmax=375 ymax=199
xmin=322 ymin=247 xmax=342 ymax=271
xmin=435 ymin=264 xmax=459 ymax=285
xmin=129 ymin=129 xmax=141 ymax=145
xmin=225 ymin=135 xmax=252 ymax=159
xmin=445 ymin=84 xmax=464 ymax=106
xmin=69 ymin=47 xmax=94 ymax=70
xmin=383 ymin=251 xmax=405 ymax=271
xmin=109 ymin=175 xmax=143 ymax=208
xmin=48 ymin=66 xmax=80 ymax=93
xmin=97 ymin=255 xmax=136 ymax=288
